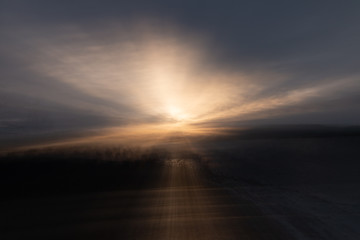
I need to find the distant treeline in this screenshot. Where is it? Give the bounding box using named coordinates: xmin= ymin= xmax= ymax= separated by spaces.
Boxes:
xmin=222 ymin=125 xmax=360 ymax=140
xmin=0 ymin=146 xmax=171 ymax=200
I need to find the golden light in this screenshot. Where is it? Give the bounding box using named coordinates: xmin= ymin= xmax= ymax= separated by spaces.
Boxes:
xmin=167 ymin=105 xmax=190 ymax=122
xmin=28 ymin=22 xmax=346 ymax=141
xmin=31 ymin=26 xmax=248 ymax=131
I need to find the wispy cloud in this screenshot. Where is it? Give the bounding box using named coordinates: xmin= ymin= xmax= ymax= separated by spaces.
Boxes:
xmin=1 ymin=7 xmax=360 ymax=146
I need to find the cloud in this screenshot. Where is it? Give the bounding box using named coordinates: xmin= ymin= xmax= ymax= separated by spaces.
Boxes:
xmin=1 ymin=1 xmax=359 ymax=146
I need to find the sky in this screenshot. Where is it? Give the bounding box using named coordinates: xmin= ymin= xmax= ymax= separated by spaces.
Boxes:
xmin=1 ymin=0 xmax=360 ymax=145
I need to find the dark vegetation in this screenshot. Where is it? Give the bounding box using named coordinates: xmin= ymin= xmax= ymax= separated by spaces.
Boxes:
xmin=2 ymin=125 xmax=360 ymax=200
xmin=0 ymin=146 xmax=170 ymax=200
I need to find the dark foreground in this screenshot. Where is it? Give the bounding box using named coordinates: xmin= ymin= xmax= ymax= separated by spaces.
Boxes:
xmin=1 ymin=153 xmax=293 ymax=240
xmin=1 ymin=126 xmax=360 ymax=239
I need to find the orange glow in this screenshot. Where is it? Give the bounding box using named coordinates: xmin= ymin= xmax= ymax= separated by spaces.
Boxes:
xmin=24 ymin=21 xmax=358 ymax=142
xmin=7 ymin=122 xmax=229 ymax=152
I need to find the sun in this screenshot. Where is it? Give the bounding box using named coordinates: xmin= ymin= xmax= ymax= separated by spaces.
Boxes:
xmin=167 ymin=105 xmax=189 ymax=122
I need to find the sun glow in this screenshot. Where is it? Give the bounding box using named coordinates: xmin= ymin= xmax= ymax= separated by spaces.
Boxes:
xmin=27 ymin=22 xmax=348 ymax=137
xmin=167 ymin=105 xmax=190 ymax=122
xmin=32 ymin=26 xmax=248 ymax=129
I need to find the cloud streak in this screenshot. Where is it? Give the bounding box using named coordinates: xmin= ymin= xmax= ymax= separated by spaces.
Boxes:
xmin=1 ymin=1 xmax=360 ymax=147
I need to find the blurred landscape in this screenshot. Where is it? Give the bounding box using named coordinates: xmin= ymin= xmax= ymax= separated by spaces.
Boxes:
xmin=2 ymin=1 xmax=360 ymax=239
xmin=1 ymin=125 xmax=359 ymax=239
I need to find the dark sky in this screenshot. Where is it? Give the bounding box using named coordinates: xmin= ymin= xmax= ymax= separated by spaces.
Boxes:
xmin=1 ymin=0 xmax=360 ymax=142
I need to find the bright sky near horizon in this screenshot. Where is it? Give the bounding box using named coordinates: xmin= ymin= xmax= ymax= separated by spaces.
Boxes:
xmin=1 ymin=0 xmax=360 ymax=145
